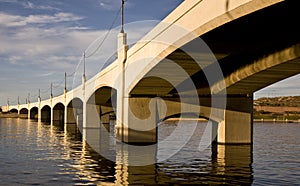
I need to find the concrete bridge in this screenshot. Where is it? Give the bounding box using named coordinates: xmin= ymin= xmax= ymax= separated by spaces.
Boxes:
xmin=2 ymin=0 xmax=300 ymax=148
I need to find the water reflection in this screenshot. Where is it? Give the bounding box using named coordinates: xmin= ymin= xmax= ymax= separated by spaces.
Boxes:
xmin=81 ymin=120 xmax=253 ymax=185
xmin=0 ymin=118 xmax=254 ymax=185
xmin=213 ymin=145 xmax=253 ymax=184
xmin=49 ymin=120 xmax=116 ymax=185
xmin=112 ymin=143 xmax=253 ymax=185
xmin=1 ymin=118 xmax=298 ymax=185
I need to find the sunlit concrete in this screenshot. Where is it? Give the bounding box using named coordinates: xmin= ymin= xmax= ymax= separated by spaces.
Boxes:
xmin=2 ymin=0 xmax=299 ymax=147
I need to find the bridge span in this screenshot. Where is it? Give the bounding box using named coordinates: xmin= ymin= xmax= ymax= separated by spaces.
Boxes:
xmin=2 ymin=0 xmax=300 ymax=149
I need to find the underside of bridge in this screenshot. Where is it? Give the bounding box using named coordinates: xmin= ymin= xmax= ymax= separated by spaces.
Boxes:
xmin=53 ymin=103 xmax=65 ymax=128
xmin=125 ymin=0 xmax=300 ymax=145
xmin=19 ymin=108 xmax=28 ymax=119
xmin=85 ymin=86 xmax=117 ymax=157
xmin=30 ymin=107 xmax=38 ymax=120
xmin=66 ymin=98 xmax=83 ymax=134
xmin=198 ymin=0 xmax=300 ymax=95
xmin=86 ymin=86 xmax=116 ymax=130
xmin=131 ymin=0 xmax=300 ymax=97
xmin=10 ymin=109 xmax=18 ymax=113
xmin=41 ymin=105 xmax=51 ymax=123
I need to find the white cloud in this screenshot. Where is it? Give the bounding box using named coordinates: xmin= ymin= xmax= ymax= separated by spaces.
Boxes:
xmin=0 ymin=25 xmax=113 ymax=79
xmin=99 ymin=0 xmax=120 ymax=10
xmin=8 ymin=56 xmax=22 ymax=64
xmin=0 ymin=0 xmax=60 ymax=10
xmin=0 ymin=11 xmax=96 ymax=70
xmin=0 ymin=18 xmax=159 ymax=78
xmin=23 ymin=2 xmax=60 ymax=11
xmin=36 ymin=71 xmax=56 ymax=77
xmin=0 ymin=12 xmax=84 ymax=27
xmin=0 ymin=0 xmax=18 ymax=3
xmin=99 ymin=0 xmax=134 ymax=10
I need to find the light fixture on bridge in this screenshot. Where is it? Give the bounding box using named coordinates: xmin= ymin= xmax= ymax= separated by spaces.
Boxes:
xmin=64 ymin=72 xmax=67 ymax=94
xmin=50 ymin=82 xmax=53 ymax=99
xmin=121 ymin=0 xmax=125 ymax=33
xmin=83 ymin=52 xmax=86 ymax=81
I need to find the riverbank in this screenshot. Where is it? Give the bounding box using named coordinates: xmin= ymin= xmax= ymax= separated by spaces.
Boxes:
xmin=254 ymin=119 xmax=300 ymax=123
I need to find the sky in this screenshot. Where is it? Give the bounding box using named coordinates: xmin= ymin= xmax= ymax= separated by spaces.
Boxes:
xmin=0 ymin=0 xmax=299 ymax=106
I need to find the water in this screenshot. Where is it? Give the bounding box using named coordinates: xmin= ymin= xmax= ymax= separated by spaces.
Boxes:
xmin=0 ymin=118 xmax=299 ymax=185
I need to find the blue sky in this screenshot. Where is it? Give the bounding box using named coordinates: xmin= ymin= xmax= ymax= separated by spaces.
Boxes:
xmin=0 ymin=0 xmax=182 ymax=105
xmin=0 ymin=0 xmax=299 ymax=106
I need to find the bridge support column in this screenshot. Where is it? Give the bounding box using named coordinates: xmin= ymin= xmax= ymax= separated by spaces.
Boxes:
xmin=38 ymin=108 xmax=41 ymax=122
xmin=84 ymin=102 xmax=115 ymax=158
xmin=121 ymin=97 xmax=158 ymax=144
xmin=85 ymin=103 xmax=101 ymax=128
xmin=37 ymin=98 xmax=41 ymax=122
xmin=53 ymin=109 xmax=64 ymax=127
xmin=217 ymin=95 xmax=253 ymax=144
xmin=50 ymin=108 xmax=54 ymax=125
xmin=115 ymin=31 xmax=128 ymax=142
xmin=65 ymin=106 xmax=78 ymax=134
xmin=83 ymin=102 xmax=101 ymax=151
xmin=27 ymin=109 xmax=30 ymax=119
xmin=65 ymin=106 xmax=76 ymax=124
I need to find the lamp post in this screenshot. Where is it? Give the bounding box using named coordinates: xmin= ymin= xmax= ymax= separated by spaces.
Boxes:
xmin=64 ymin=72 xmax=67 ymax=93
xmin=50 ymin=82 xmax=53 ymax=99
xmin=121 ymin=0 xmax=125 ymax=33
xmin=38 ymin=89 xmax=41 ymax=102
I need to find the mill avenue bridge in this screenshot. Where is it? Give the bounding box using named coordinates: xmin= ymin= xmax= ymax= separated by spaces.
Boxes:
xmin=1 ymin=0 xmax=300 ymax=163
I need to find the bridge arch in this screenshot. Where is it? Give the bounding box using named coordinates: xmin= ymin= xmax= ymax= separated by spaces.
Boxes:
xmin=41 ymin=105 xmax=51 ymax=123
xmin=125 ymin=0 xmax=286 ymax=94
xmin=53 ymin=102 xmax=65 ymax=127
xmin=10 ymin=108 xmax=18 ymax=113
xmin=19 ymin=108 xmax=29 ymax=119
xmin=3 ymin=0 xmax=299 ymax=147
xmin=162 ymin=113 xmax=208 ymax=122
xmin=86 ymin=86 xmax=117 ymax=130
xmin=19 ymin=108 xmax=28 ymax=114
xmin=212 ymin=44 xmax=300 ymax=95
xmin=66 ymin=98 xmax=83 ymax=132
xmin=30 ymin=107 xmax=38 ymax=120
xmin=120 ymin=0 xmax=297 ymax=145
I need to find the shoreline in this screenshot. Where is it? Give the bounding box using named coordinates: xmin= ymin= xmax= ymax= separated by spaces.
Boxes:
xmin=1 ymin=113 xmax=299 ymax=124
xmin=254 ymin=119 xmax=300 ymax=123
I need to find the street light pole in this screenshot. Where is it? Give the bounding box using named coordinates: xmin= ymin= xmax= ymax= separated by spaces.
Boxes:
xmin=50 ymin=82 xmax=53 ymax=98
xmin=64 ymin=72 xmax=67 ymax=93
xmin=121 ymin=0 xmax=125 ymax=33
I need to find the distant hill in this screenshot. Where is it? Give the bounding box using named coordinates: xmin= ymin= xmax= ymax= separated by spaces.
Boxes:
xmin=254 ymin=96 xmax=300 ymax=107
xmin=253 ymin=96 xmax=300 ymax=121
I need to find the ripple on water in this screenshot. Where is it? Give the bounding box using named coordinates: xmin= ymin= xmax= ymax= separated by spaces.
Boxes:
xmin=0 ymin=119 xmax=299 ymax=185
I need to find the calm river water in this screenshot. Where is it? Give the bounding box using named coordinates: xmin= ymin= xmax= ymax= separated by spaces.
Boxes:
xmin=0 ymin=118 xmax=299 ymax=185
